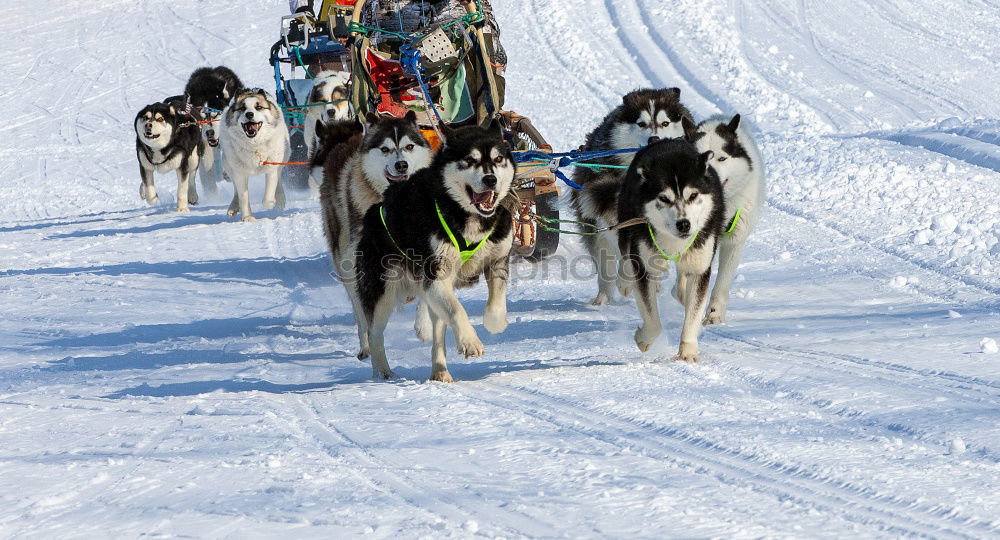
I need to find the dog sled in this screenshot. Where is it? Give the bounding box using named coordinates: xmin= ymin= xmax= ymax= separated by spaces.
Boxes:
xmin=268 ymin=0 xmax=560 ymax=260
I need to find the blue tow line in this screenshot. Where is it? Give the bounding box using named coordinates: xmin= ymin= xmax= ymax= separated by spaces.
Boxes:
xmin=511 ymin=147 xmax=643 ymax=190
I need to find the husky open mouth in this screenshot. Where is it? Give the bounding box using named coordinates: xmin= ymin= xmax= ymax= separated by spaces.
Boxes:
xmin=207 ymin=139 xmax=219 ymax=147
xmin=466 ymin=186 xmax=498 ymax=214
xmin=241 ymin=121 xmax=263 ymax=138
xmin=144 ymin=133 xmax=160 ymax=139
xmin=383 ymin=171 xmax=408 ymax=183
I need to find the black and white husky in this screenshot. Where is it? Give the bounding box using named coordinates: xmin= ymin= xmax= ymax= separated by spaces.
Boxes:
xmin=617 ymin=138 xmax=725 ymax=361
xmin=305 ymin=70 xmax=352 ymax=193
xmin=184 ymin=66 xmax=243 ymax=195
xmin=691 ymin=114 xmax=765 ymax=325
xmin=134 ymin=96 xmax=203 ymax=212
xmin=319 ymin=111 xmax=434 ymax=358
xmin=570 ymin=88 xmax=696 ymax=305
xmin=220 ymin=88 xmax=289 ymax=222
xmin=354 ymin=124 xmax=515 ymax=382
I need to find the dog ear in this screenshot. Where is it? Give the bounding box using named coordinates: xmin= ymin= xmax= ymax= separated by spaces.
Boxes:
xmin=727 ymin=114 xmax=741 ymax=132
xmin=361 ymin=112 xmax=379 ymax=135
xmin=483 ymin=115 xmax=504 ymax=138
xmin=439 ymin=123 xmax=456 ymax=144
xmin=168 ymin=105 xmax=176 ymax=116
xmin=622 ymin=89 xmax=645 ymax=108
xmin=664 ymin=87 xmax=681 ymax=100
xmin=403 ymin=110 xmax=418 ymax=124
xmin=682 ymin=116 xmax=699 ymax=142
xmin=222 ymin=81 xmax=230 ymax=99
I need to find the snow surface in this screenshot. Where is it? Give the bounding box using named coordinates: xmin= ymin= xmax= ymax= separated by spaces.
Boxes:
xmin=2 ymin=0 xmax=1000 ymax=537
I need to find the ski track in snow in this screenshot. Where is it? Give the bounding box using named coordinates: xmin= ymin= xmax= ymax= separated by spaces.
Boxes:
xmin=1 ymin=0 xmax=1000 ymax=537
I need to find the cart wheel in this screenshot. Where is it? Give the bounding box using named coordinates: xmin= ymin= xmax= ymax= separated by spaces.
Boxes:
xmin=282 ymin=130 xmax=312 ymax=190
xmin=526 ymin=191 xmax=559 ymax=262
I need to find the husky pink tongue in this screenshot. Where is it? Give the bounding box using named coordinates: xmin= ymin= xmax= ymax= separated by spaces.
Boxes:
xmin=471 ymin=190 xmax=497 ymax=210
xmin=242 ymin=121 xmax=262 ymax=137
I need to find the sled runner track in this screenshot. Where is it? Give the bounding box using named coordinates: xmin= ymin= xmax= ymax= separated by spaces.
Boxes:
xmin=291 ymin=396 xmax=560 ymax=538
xmin=730 ymin=0 xmax=847 ymax=131
xmin=765 ymin=199 xmax=1000 ymax=300
xmin=708 ymin=326 xmax=1000 ymax=397
xmin=792 ymin=0 xmax=927 ymax=123
xmin=705 ymin=329 xmax=1000 ymax=460
xmin=869 ymin=131 xmax=1000 ymax=174
xmin=470 ymin=380 xmax=996 ymax=538
xmin=631 ymin=0 xmax=735 ymax=113
xmin=10 ymin=416 xmax=183 ymax=539
xmin=521 ymin=0 xmax=613 ymax=109
xmin=601 ymin=0 xmax=717 ymax=114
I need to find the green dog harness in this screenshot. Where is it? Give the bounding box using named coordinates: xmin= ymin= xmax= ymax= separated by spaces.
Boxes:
xmin=722 ymin=207 xmax=742 ymax=237
xmin=648 ymin=224 xmax=700 ymax=262
xmin=435 ymin=202 xmax=493 ymax=264
xmin=379 ymin=204 xmax=421 ymax=266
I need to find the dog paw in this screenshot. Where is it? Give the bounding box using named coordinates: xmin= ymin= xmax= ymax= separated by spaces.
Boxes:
xmin=262 ymin=197 xmax=276 ymax=210
xmin=175 ymin=206 xmax=191 ymax=213
xmin=703 ymin=307 xmax=725 ymax=325
xmin=634 ymin=326 xmax=659 ymax=353
xmin=226 ymin=208 xmax=238 ymax=217
xmin=356 ymin=347 xmax=370 ymax=360
xmin=456 ymin=329 xmax=484 ymax=358
xmin=674 ymin=342 xmax=700 ymax=362
xmin=430 ymin=370 xmax=454 ymax=383
xmin=372 ymin=366 xmax=396 ymax=380
xmin=241 ymin=215 xmax=257 ymax=223
xmin=483 ymin=305 xmax=508 ymax=334
xmin=591 ymin=292 xmax=610 ymax=306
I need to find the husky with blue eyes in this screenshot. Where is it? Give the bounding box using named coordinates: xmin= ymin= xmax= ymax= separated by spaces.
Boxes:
xmin=616 ymin=138 xmax=725 ymax=362
xmin=570 ymin=87 xmax=696 ymax=305
xmin=691 ymin=114 xmax=766 ymax=325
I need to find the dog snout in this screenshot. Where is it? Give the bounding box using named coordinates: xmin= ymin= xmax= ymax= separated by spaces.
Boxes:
xmin=676 ymin=219 xmax=691 ymax=235
xmin=326 ymin=109 xmax=337 ymax=119
xmin=394 ymin=160 xmax=408 ymax=174
xmin=481 ymin=174 xmax=497 ymax=188
xmin=648 ymin=136 xmax=661 ymax=144
xmin=206 ymin=129 xmax=215 ymax=139
xmin=245 ymin=111 xmax=254 ymax=120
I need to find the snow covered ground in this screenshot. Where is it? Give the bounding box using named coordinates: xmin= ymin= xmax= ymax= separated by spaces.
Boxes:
xmin=2 ymin=0 xmax=999 ymax=537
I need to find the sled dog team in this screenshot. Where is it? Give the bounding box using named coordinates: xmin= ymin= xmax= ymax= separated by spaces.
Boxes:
xmin=134 ymin=69 xmax=765 ymax=382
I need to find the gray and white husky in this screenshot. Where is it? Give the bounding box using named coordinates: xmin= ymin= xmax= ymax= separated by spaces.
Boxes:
xmin=570 ymin=87 xmax=696 ymax=305
xmin=220 ymin=88 xmax=289 ymax=222
xmin=354 ymin=124 xmax=515 ymax=382
xmin=305 ymin=70 xmax=352 ymax=193
xmin=134 ymin=96 xmax=203 ymax=212
xmin=691 ymin=114 xmax=765 ymax=325
xmin=319 ymin=111 xmax=434 ymax=359
xmin=616 ymin=138 xmax=725 ymax=361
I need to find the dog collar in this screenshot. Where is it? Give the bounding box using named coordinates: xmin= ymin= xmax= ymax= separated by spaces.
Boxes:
xmin=379 ymin=205 xmax=421 ymax=266
xmin=648 ymin=224 xmax=699 ymax=262
xmin=435 ymin=202 xmax=493 ymax=265
xmin=722 ymin=207 xmax=742 ymax=237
